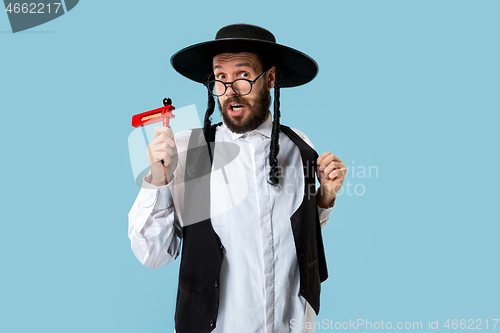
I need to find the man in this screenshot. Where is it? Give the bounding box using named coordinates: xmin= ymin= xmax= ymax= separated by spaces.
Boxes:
xmin=128 ymin=24 xmax=347 ymax=333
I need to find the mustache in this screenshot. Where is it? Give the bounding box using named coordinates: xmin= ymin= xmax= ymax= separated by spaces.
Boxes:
xmin=222 ymin=96 xmax=251 ymax=110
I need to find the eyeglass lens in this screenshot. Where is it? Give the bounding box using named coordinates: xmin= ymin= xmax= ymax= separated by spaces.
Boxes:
xmin=209 ymin=79 xmax=252 ymax=96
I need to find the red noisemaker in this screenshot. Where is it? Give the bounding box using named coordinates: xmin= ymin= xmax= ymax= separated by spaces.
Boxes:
xmin=132 ymin=98 xmax=175 ymax=128
xmin=131 ymin=98 xmax=176 ymax=174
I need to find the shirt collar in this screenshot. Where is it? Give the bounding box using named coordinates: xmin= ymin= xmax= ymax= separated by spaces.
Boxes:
xmin=221 ymin=111 xmax=273 ymax=141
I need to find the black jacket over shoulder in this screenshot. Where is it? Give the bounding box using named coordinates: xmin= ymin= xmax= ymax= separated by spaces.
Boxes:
xmin=174 ymin=124 xmax=328 ymax=333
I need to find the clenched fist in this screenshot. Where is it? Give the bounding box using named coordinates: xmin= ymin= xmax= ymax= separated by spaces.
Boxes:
xmin=316 ymin=151 xmax=347 ymax=208
xmin=146 ymin=126 xmax=178 ymax=186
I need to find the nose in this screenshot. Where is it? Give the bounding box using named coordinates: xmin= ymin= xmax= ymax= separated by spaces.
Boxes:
xmin=224 ymin=82 xmax=237 ymax=97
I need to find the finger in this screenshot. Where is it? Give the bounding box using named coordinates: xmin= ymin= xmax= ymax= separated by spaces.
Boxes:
xmin=148 ymin=140 xmax=167 ymax=153
xmin=148 ymin=147 xmax=162 ymax=164
xmin=317 ymin=151 xmax=331 ymax=165
xmin=159 ymin=154 xmax=172 ymax=166
xmin=323 ymin=161 xmax=345 ymax=175
xmin=150 ymin=143 xmax=176 ymax=160
xmin=165 ymin=136 xmax=176 ymax=148
xmin=328 ymin=168 xmax=347 ymax=180
xmin=165 ymin=126 xmax=174 ymax=139
xmin=154 ymin=126 xmax=164 ymax=138
xmin=152 ymin=139 xmax=176 ymax=154
xmin=146 ymin=145 xmax=154 ymax=162
xmin=325 ymin=174 xmax=345 ymax=186
xmin=151 ymin=133 xmax=170 ymax=145
xmin=319 ymin=153 xmax=336 ymax=169
xmin=154 ymin=126 xmax=171 ymax=139
xmin=148 ymin=151 xmax=165 ymax=165
xmin=151 ymin=151 xmax=172 ymax=165
xmin=150 ymin=138 xmax=177 ymax=155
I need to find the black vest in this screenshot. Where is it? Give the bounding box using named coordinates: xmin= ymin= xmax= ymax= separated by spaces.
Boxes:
xmin=174 ymin=124 xmax=328 ymax=332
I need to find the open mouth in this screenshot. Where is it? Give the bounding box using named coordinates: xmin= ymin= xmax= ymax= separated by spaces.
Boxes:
xmin=229 ymin=103 xmax=246 ymax=116
xmin=230 ymin=103 xmax=245 ymax=111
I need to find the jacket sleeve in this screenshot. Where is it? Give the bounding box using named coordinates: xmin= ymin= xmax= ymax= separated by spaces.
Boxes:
xmin=127 ymin=130 xmax=191 ymax=269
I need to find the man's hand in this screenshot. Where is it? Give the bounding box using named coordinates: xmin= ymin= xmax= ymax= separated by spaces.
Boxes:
xmin=316 ymin=151 xmax=347 ymax=208
xmin=146 ymin=126 xmax=178 ymax=186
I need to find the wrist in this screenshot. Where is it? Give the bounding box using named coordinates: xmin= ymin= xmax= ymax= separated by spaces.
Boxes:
xmin=145 ymin=173 xmax=169 ymax=187
xmin=317 ymin=197 xmax=335 ymax=209
xmin=316 ymin=188 xmax=336 ymax=208
xmin=151 ymin=177 xmax=168 ymax=186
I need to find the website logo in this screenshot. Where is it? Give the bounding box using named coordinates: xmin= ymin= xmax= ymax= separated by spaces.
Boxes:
xmin=4 ymin=0 xmax=78 ymax=33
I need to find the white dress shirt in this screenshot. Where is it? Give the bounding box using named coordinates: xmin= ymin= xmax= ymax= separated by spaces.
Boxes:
xmin=128 ymin=114 xmax=334 ymax=333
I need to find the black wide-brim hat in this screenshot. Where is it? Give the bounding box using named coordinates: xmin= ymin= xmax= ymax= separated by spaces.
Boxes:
xmin=170 ymin=24 xmax=318 ymax=88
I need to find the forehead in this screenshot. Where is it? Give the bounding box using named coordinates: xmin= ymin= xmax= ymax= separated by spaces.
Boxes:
xmin=212 ymin=52 xmax=262 ymax=71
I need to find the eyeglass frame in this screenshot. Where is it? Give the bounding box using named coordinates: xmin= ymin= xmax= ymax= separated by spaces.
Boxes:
xmin=205 ymin=68 xmax=270 ymax=97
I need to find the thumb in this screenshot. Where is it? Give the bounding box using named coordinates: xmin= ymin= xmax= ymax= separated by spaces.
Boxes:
xmin=316 ymin=164 xmax=326 ymax=185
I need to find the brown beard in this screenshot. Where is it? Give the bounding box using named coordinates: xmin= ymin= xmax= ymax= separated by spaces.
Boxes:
xmin=217 ymin=84 xmax=272 ymax=134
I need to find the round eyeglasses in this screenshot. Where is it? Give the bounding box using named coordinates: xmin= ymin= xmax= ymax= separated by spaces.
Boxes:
xmin=205 ymin=69 xmax=269 ymax=97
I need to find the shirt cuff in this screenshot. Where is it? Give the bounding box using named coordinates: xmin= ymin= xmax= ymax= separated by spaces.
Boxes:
xmin=140 ymin=174 xmax=175 ymax=210
xmin=317 ymin=197 xmax=335 ymax=229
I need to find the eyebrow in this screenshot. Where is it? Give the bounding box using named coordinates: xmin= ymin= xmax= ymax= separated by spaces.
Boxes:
xmin=213 ymin=62 xmax=255 ymax=70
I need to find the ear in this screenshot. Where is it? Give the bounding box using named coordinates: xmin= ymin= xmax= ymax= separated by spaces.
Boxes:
xmin=267 ymin=66 xmax=276 ymax=89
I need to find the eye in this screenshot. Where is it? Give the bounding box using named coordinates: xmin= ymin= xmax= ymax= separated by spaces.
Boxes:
xmin=216 ymin=73 xmax=226 ymax=80
xmin=240 ymin=72 xmax=250 ymax=79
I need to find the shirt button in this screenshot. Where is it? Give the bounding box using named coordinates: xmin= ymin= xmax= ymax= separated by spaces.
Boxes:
xmin=215 ymin=280 xmax=218 ymax=288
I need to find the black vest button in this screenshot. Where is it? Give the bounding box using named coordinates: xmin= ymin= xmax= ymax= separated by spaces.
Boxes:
xmin=215 ymin=280 xmax=218 ymax=288
xmin=210 ymin=319 xmax=214 ymax=326
xmin=220 ymin=244 xmax=224 ymax=251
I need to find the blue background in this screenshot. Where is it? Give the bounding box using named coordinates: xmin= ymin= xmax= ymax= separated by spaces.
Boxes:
xmin=1 ymin=0 xmax=499 ymax=332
